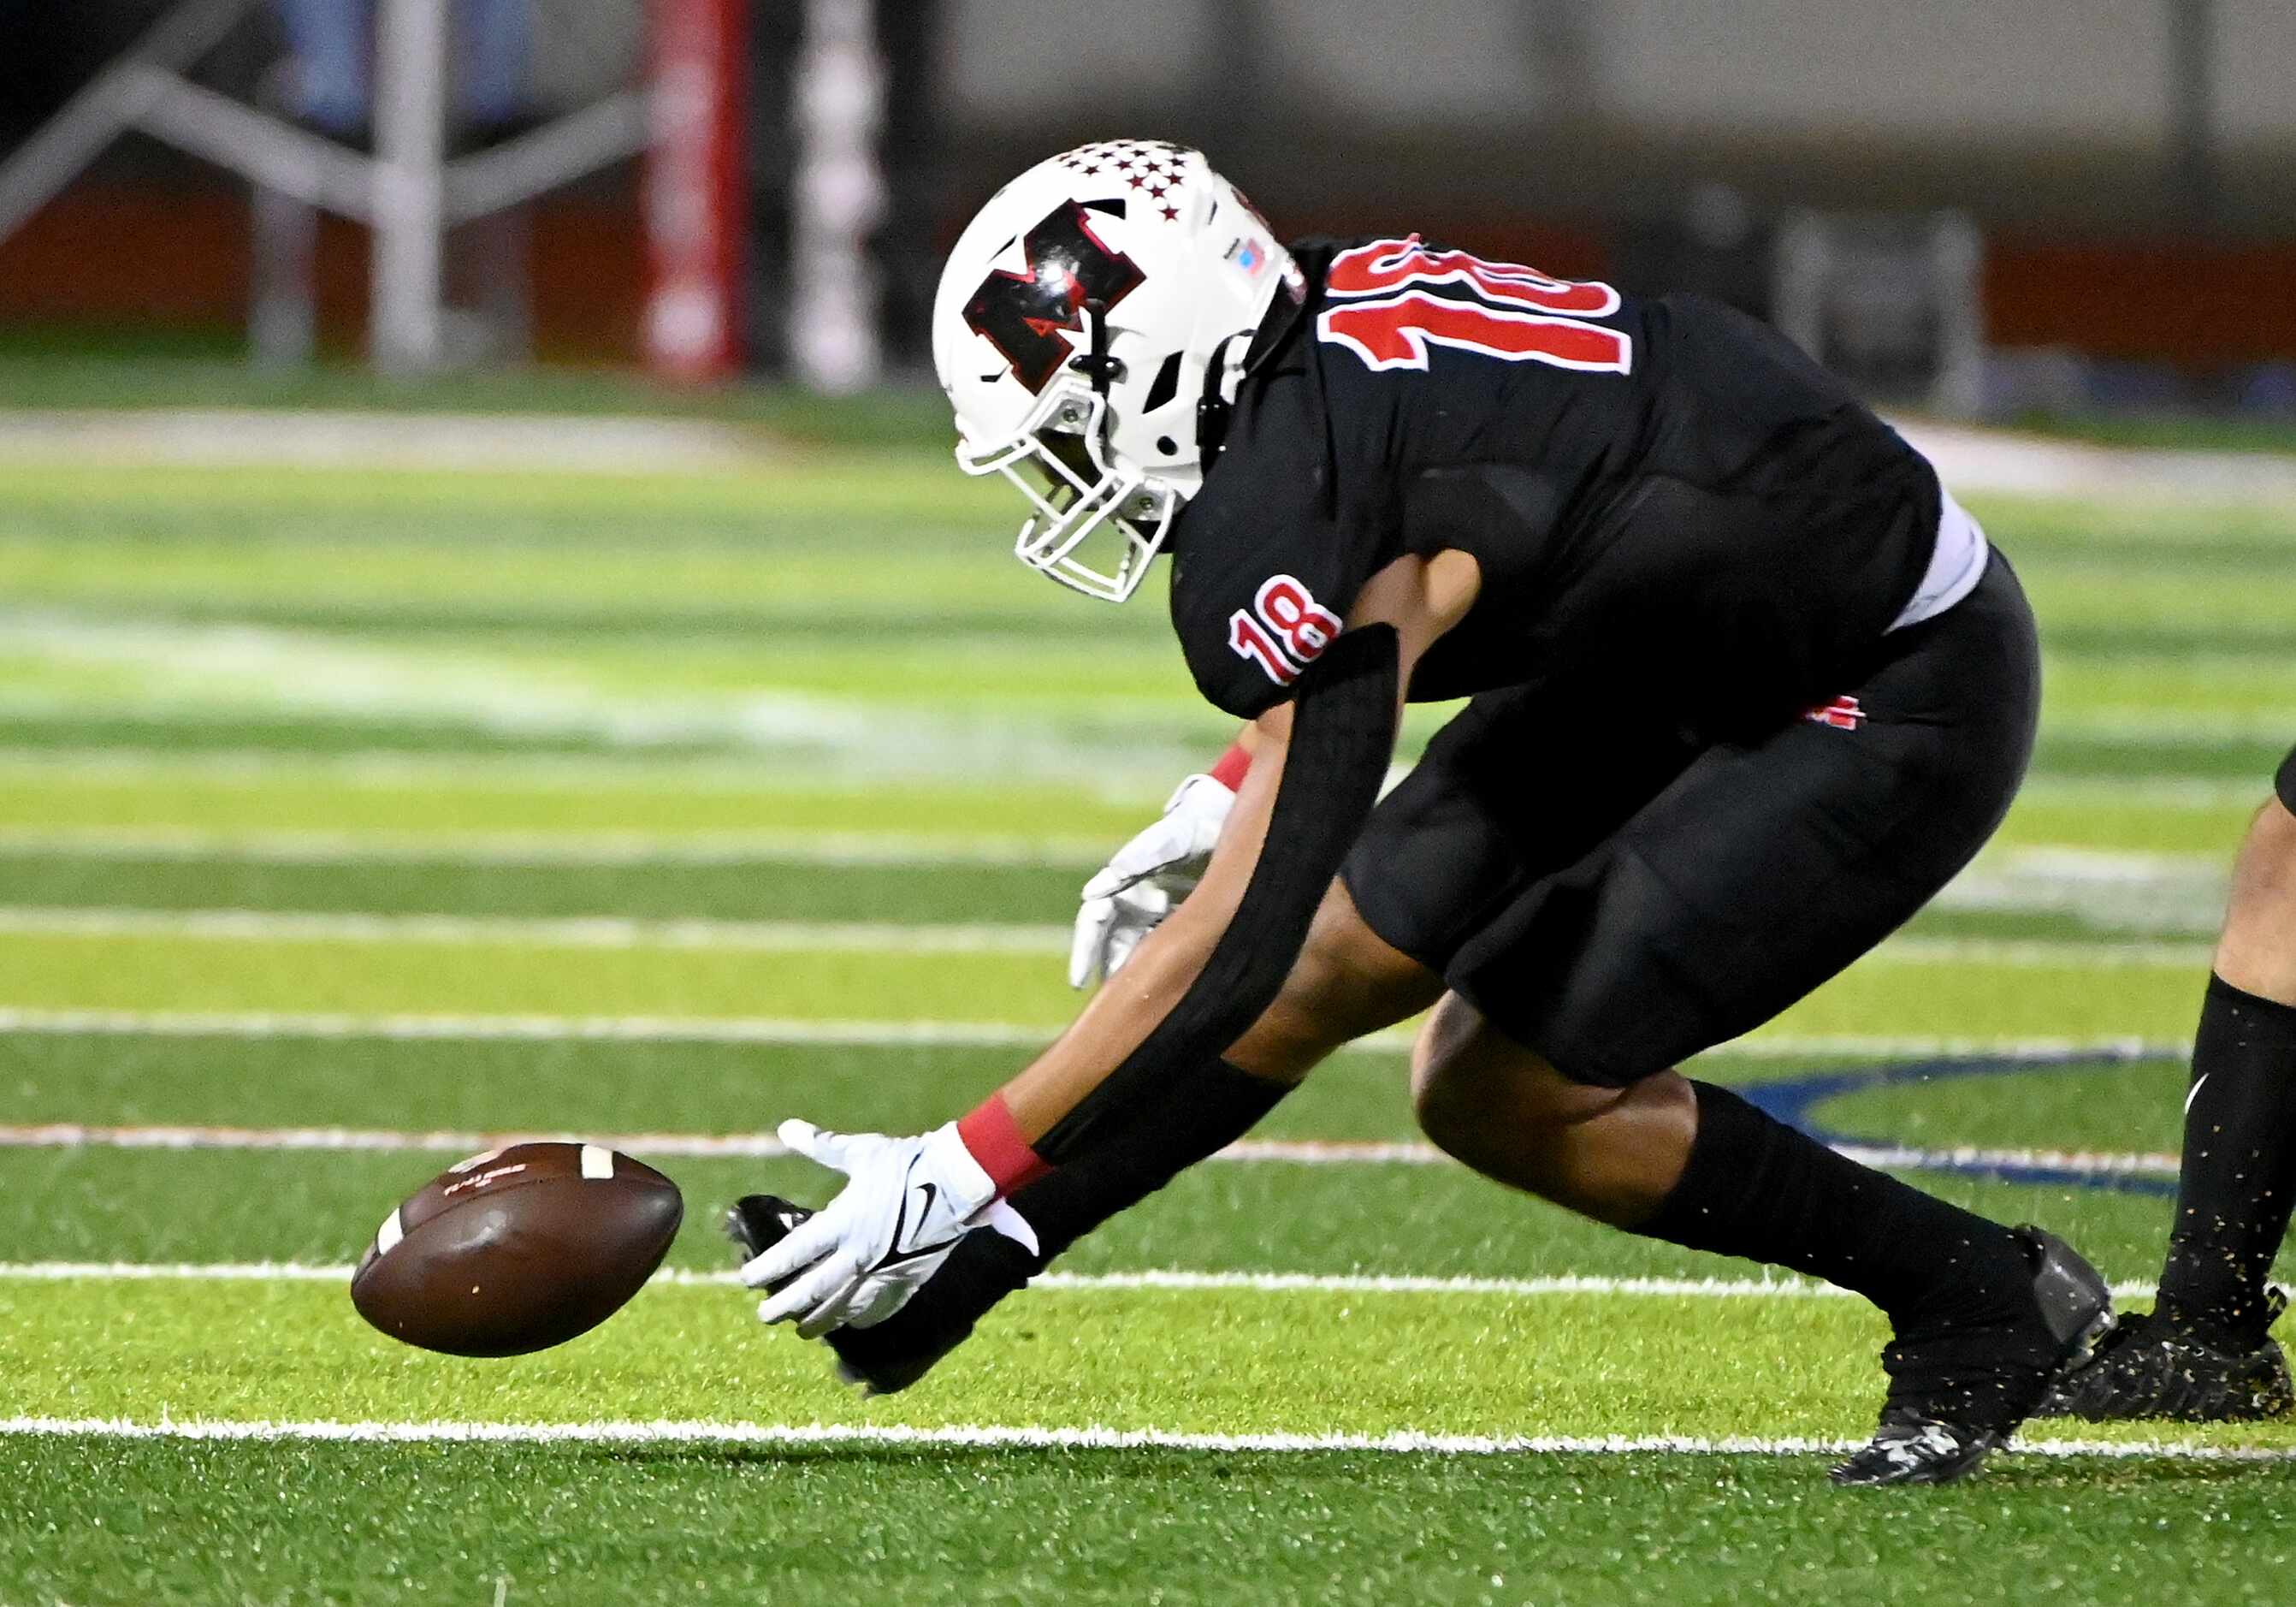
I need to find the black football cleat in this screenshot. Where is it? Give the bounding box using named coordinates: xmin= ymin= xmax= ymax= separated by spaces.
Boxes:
xmin=1831 ymin=1225 xmax=2114 ymax=1488
xmin=2034 ymin=1290 xmax=2292 ymax=1423
xmin=725 ymin=1194 xmax=1034 ymax=1396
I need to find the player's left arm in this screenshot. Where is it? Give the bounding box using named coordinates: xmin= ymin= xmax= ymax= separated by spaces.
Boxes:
xmin=744 ymin=550 xmax=1481 ymax=1335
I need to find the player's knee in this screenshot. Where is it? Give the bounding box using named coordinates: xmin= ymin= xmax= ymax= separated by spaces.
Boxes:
xmin=1410 ymin=995 xmax=1589 ymax=1149
xmin=1408 ymin=995 xmax=1477 ymax=1143
xmin=2218 ymin=796 xmax=2296 ymax=1005
xmin=2240 ymin=795 xmax=2296 ymax=886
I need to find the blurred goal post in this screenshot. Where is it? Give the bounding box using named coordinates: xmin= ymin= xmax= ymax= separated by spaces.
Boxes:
xmin=0 ymin=0 xmax=848 ymax=384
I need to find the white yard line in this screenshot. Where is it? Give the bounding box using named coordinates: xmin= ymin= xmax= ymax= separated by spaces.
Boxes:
xmin=0 ymin=743 xmax=1186 ymax=796
xmin=0 ymin=748 xmax=2268 ymax=808
xmin=0 ymin=1120 xmax=2187 ymax=1178
xmin=0 ymin=904 xmax=2216 ymax=966
xmin=0 ymin=1262 xmax=2177 ymax=1302
xmin=0 ymin=1262 xmax=1851 ymax=1296
xmin=0 ymin=1123 xmax=1451 ymax=1163
xmin=0 ymin=1005 xmax=2188 ymax=1063
xmin=0 ymin=829 xmax=2232 ymax=935
xmin=1879 ymin=937 xmax=2214 ymax=968
xmin=0 ymin=1005 xmax=1062 ymax=1047
xmin=0 ymin=410 xmax=766 ymax=474
xmin=0 ymin=906 xmax=1076 ymax=954
xmin=13 ymin=406 xmax=2296 ymax=507
xmin=0 ymin=825 xmax=1104 ymax=869
xmin=1902 ymin=419 xmax=2296 ymax=506
xmin=2013 ymin=775 xmax=2275 ymax=809
xmin=0 ymin=1414 xmax=2279 ymax=1462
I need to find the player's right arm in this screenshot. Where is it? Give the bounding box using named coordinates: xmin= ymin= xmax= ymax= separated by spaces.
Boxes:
xmin=742 ymin=550 xmax=1477 ymax=1334
xmin=978 ymin=547 xmax=1478 ymax=1137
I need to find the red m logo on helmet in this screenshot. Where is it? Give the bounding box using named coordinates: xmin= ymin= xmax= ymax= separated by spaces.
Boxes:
xmin=963 ymin=203 xmax=1146 ymax=392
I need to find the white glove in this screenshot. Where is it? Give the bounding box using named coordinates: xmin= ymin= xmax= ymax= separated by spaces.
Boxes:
xmin=1068 ymin=772 xmax=1237 ymax=988
xmin=740 ymin=1118 xmax=998 ymax=1338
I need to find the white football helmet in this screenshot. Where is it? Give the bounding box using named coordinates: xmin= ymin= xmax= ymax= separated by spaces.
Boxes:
xmin=932 ymin=140 xmax=1300 ymax=602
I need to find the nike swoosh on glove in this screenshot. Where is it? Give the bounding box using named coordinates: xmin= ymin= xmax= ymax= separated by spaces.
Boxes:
xmin=1068 ymin=772 xmax=1236 ymax=988
xmin=739 ymin=1119 xmax=998 ymax=1339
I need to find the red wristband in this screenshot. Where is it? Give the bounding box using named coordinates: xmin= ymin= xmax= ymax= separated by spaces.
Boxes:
xmin=1207 ymin=740 xmax=1252 ymax=792
xmin=957 ymin=1094 xmax=1052 ymax=1196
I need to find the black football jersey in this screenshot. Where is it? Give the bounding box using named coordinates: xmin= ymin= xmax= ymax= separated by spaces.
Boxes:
xmin=1168 ymin=236 xmax=1943 ymax=733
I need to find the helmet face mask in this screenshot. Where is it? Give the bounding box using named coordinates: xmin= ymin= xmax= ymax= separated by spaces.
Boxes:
xmin=933 ymin=142 xmax=1295 ymax=603
xmin=965 ymin=380 xmax=1177 ymax=603
xmin=962 ymin=379 xmax=1174 ymax=602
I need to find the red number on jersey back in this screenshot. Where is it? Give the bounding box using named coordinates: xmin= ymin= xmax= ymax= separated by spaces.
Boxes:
xmin=1324 ymin=235 xmax=1618 ymax=317
xmin=1317 ymin=235 xmax=1632 ymax=377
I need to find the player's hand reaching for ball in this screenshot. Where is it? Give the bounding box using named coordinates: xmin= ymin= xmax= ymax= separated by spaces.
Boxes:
xmin=1068 ymin=772 xmax=1237 ymax=988
xmin=740 ymin=1119 xmax=998 ymax=1337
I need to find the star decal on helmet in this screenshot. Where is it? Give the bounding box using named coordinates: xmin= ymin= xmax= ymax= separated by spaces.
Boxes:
xmin=1060 ymin=142 xmax=1191 ymax=220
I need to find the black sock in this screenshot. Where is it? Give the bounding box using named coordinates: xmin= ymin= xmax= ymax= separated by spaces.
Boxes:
xmin=2156 ymin=974 xmax=2296 ymax=1332
xmin=1642 ymin=1082 xmax=2033 ymax=1333
xmin=1009 ymin=1058 xmax=1293 ymax=1263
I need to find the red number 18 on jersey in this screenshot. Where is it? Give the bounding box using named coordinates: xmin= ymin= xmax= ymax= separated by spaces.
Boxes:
xmin=1229 ymin=574 xmax=1343 ymax=686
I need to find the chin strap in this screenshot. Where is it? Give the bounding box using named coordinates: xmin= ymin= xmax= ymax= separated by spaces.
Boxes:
xmin=1194 ymin=331 xmax=1243 ymax=471
xmin=1068 ymin=299 xmax=1124 ymax=396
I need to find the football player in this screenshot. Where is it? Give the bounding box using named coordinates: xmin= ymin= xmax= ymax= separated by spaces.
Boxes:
xmin=731 ymin=141 xmax=2110 ymax=1486
xmin=2041 ymin=757 xmax=2296 ymax=1420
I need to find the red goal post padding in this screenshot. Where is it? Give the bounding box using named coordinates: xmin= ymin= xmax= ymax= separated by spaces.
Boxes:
xmin=644 ymin=0 xmax=749 ymax=382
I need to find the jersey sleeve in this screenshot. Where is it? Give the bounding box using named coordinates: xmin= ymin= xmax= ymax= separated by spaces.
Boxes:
xmin=1166 ymin=365 xmax=1390 ymax=720
xmin=1169 ymin=489 xmax=1383 ymax=720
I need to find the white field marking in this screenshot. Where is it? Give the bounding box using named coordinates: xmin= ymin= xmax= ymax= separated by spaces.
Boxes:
xmin=0 ymin=1122 xmax=2185 ymax=1179
xmin=0 ymin=410 xmax=766 ymax=474
xmin=0 ymin=737 xmax=1192 ymax=799
xmin=0 ymin=1005 xmax=1062 ymax=1048
xmin=1901 ymin=418 xmax=2296 ymax=505
xmin=0 ymin=1414 xmax=2285 ymax=1463
xmin=1938 ymin=846 xmax=2229 ymax=937
xmin=0 ymin=828 xmax=2233 ymax=907
xmin=0 ymin=825 xmax=1104 ymax=869
xmin=2014 ymin=775 xmax=2275 ymax=809
xmin=0 ymin=904 xmax=2216 ymax=967
xmin=0 ymin=1262 xmax=2173 ymax=1304
xmin=0 ymin=618 xmax=907 ymax=771
xmin=15 ymin=403 xmax=2296 ymax=506
xmin=0 ymin=1005 xmax=2189 ymax=1064
xmin=1878 ymin=936 xmax=2214 ymax=968
xmin=0 ymin=906 xmax=1074 ymax=954
xmin=0 ymin=1124 xmax=1436 ymax=1162
xmin=0 ymin=743 xmax=2269 ymax=809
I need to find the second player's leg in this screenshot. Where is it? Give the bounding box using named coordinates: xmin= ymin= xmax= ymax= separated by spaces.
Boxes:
xmin=2217 ymin=790 xmax=2296 ymax=1004
xmin=2163 ymin=781 xmax=2296 ymax=1335
xmin=2046 ymin=776 xmax=2296 ymax=1421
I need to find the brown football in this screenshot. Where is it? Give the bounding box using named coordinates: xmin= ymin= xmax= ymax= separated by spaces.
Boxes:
xmin=351 ymin=1142 xmax=683 ymax=1357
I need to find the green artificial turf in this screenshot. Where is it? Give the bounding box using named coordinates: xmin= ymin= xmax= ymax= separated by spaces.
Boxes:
xmin=4 ymin=1437 xmax=2291 ymax=1607
xmin=0 ymin=446 xmax=2292 ymax=1606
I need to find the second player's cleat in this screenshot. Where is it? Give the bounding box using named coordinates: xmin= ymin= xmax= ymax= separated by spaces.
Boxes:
xmin=2034 ymin=1290 xmax=2292 ymax=1423
xmin=725 ymin=1195 xmax=1034 ymax=1396
xmin=1831 ymin=1226 xmax=2113 ymax=1488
